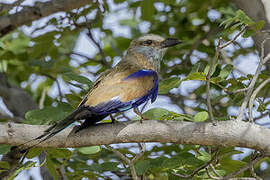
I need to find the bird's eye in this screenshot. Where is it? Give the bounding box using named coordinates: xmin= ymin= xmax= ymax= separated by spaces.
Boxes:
xmin=145 ymin=40 xmax=152 ymax=45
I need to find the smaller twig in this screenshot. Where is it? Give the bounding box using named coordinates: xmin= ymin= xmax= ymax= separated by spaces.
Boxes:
xmin=219 ymin=27 xmax=246 ymax=49
xmin=86 ymin=28 xmax=111 ymax=68
xmin=105 ymin=145 xmax=144 ymax=180
xmin=120 ymin=112 xmax=132 ymax=121
xmin=105 ymin=145 xmax=131 ymax=164
xmin=182 ymin=27 xmax=221 ymax=65
xmin=209 ymin=164 xmax=222 ymax=178
xmin=223 ymin=152 xmax=264 ymax=179
xmin=205 ymin=166 xmax=221 ymax=180
xmin=42 ymin=74 xmax=63 ymax=101
xmin=260 ymin=30 xmax=270 ymax=34
xmin=206 ymin=38 xmax=222 ymax=123
xmin=173 ymin=148 xmax=220 ymax=178
xmin=220 ymin=49 xmax=247 ymax=76
xmin=39 ymin=89 xmax=46 ymax=109
xmin=248 ymin=77 xmax=270 ymax=122
xmin=70 ymin=52 xmax=105 ymax=64
xmin=249 ymin=152 xmax=263 ymax=180
xmin=0 ymin=3 xmax=15 ymax=12
xmin=140 ymin=102 xmax=148 ymax=113
xmin=233 ymin=87 xmax=250 ymax=94
xmin=236 ymin=37 xmax=270 ymax=121
xmin=0 ymin=0 xmax=25 ymax=12
xmin=131 ymin=143 xmax=146 ymax=163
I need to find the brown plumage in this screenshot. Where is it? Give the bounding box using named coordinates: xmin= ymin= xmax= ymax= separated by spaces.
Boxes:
xmin=19 ymin=34 xmax=181 ymax=150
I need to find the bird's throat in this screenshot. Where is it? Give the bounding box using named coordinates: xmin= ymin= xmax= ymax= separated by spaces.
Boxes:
xmin=134 ymin=46 xmax=164 ymax=71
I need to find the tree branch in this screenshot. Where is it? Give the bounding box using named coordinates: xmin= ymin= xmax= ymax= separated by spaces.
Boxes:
xmin=232 ymin=0 xmax=270 ymax=72
xmin=223 ymin=152 xmax=264 ymax=179
xmin=2 ymin=120 xmax=270 ymax=155
xmin=0 ymin=0 xmax=90 ymax=37
xmin=206 ymin=38 xmax=221 ymax=123
xmin=248 ymin=77 xmax=270 ymax=122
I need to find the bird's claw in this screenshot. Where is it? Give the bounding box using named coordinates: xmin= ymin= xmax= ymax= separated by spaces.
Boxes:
xmin=110 ymin=114 xmax=117 ymax=123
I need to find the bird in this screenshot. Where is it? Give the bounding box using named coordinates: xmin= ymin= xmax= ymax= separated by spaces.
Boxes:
xmin=22 ymin=34 xmax=181 ymax=148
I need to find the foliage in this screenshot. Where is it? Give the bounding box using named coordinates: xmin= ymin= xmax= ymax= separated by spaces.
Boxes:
xmin=0 ymin=0 xmax=270 ymax=179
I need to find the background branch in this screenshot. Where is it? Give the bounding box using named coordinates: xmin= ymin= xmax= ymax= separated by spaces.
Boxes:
xmin=0 ymin=0 xmax=90 ymax=37
xmin=0 ymin=73 xmax=53 ymax=180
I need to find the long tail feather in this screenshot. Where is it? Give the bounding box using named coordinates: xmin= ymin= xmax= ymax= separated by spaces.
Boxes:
xmin=17 ymin=107 xmax=88 ymax=152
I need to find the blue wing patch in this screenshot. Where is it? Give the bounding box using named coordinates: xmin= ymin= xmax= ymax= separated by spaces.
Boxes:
xmin=88 ymin=69 xmax=159 ymax=115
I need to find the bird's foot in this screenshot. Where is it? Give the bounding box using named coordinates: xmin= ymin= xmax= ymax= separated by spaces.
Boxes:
xmin=134 ymin=107 xmax=148 ymax=123
xmin=139 ymin=115 xmax=149 ymax=123
xmin=109 ymin=114 xmax=117 ymax=123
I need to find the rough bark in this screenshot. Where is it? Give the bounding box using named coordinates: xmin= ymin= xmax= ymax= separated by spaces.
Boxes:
xmin=2 ymin=120 xmax=270 ymax=155
xmin=0 ymin=0 xmax=91 ymax=37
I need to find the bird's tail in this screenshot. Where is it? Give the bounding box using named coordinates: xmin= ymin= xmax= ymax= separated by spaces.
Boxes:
xmin=36 ymin=108 xmax=85 ymax=142
xmin=17 ymin=107 xmax=87 ymax=152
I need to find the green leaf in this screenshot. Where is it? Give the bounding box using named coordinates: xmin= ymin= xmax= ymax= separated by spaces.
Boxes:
xmin=141 ymin=0 xmax=155 ymax=21
xmin=0 ymin=51 xmax=16 ymax=60
xmin=164 ymin=0 xmax=175 ymax=5
xmin=198 ymin=150 xmax=211 ymax=161
xmin=161 ymin=157 xmax=182 ymax=169
xmin=114 ymin=0 xmax=126 ymax=3
xmin=158 ymin=77 xmax=181 ymax=94
xmin=242 ymin=29 xmax=255 ymax=38
xmin=26 ymin=148 xmax=43 ymax=159
xmin=135 ymin=160 xmax=150 ymax=175
xmin=187 ymin=72 xmax=206 ymax=81
xmin=254 ymin=20 xmax=264 ymax=31
xmin=219 ymin=64 xmax=233 ymax=79
xmin=189 ymin=62 xmax=201 ymax=75
xmin=78 ymin=146 xmax=101 ymax=155
xmin=236 ymin=10 xmax=254 ymax=26
xmin=257 ymin=102 xmax=266 ymax=112
xmin=66 ymin=93 xmax=82 ymax=107
xmin=0 ymin=145 xmax=11 ymax=154
xmin=119 ymin=19 xmax=138 ymax=28
xmin=0 ymin=161 xmax=9 ymax=169
xmin=230 ymin=22 xmax=243 ymax=30
xmin=63 ymin=72 xmax=93 ymax=86
xmin=8 ymin=161 xmax=36 ymax=180
xmin=169 ymin=112 xmax=193 ymax=121
xmin=48 ymin=148 xmax=72 ymax=159
xmin=46 ymin=158 xmax=58 ymax=180
xmin=8 ymin=33 xmax=30 ymax=54
xmin=220 ymin=157 xmax=247 ymax=174
xmin=142 ymin=108 xmax=171 ymax=120
xmin=100 ymin=162 xmax=120 ymax=171
xmin=220 ymin=18 xmax=234 ymax=28
xmin=25 ymin=102 xmax=74 ymax=125
xmin=203 ymin=63 xmax=218 ymax=76
xmin=194 ymin=111 xmax=209 ymax=122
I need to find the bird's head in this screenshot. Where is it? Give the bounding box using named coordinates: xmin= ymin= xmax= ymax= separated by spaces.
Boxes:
xmin=127 ymin=34 xmax=182 ymax=70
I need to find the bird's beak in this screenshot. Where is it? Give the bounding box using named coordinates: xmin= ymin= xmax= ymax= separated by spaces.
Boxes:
xmin=161 ymin=38 xmax=182 ymax=48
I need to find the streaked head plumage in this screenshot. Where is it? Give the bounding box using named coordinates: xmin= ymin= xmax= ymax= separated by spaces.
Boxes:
xmin=126 ymin=34 xmax=181 ymax=71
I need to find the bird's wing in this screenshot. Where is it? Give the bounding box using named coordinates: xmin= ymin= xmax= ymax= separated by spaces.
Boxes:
xmin=80 ymin=69 xmax=159 ymax=115
xmin=78 ymin=68 xmax=114 ymax=107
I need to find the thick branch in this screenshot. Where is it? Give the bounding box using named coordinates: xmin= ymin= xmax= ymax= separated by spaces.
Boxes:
xmin=2 ymin=120 xmax=270 ymax=155
xmin=0 ymin=0 xmax=90 ymax=37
